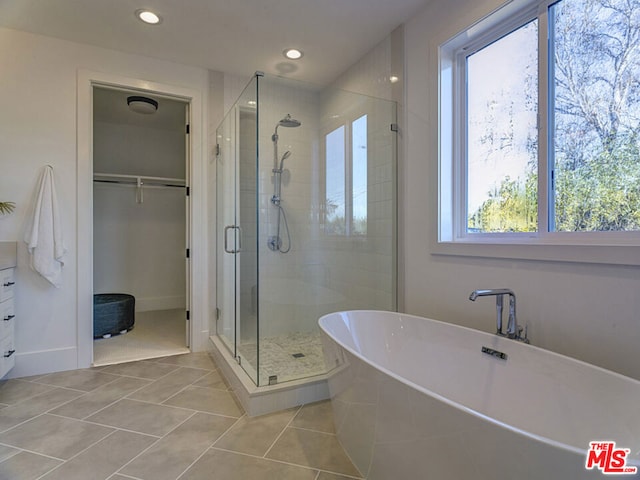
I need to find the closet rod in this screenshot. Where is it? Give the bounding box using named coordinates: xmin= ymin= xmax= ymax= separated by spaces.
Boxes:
xmin=93 ymin=172 xmax=186 ymax=189
xmin=93 ymin=179 xmax=185 ymax=188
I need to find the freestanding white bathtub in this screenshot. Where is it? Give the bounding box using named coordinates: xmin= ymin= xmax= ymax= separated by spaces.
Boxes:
xmin=319 ymin=311 xmax=640 ymax=479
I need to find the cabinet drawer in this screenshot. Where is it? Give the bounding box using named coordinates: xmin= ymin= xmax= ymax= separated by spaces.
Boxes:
xmin=0 ymin=335 xmax=15 ymax=379
xmin=0 ymin=299 xmax=14 ymax=340
xmin=0 ymin=269 xmax=15 ymax=303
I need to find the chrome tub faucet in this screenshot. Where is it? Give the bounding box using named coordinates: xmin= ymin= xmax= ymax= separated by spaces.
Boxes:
xmin=469 ymin=289 xmax=529 ymax=343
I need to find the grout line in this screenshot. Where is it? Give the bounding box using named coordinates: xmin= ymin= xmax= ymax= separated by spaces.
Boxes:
xmin=0 ymin=411 xmax=51 ymax=436
xmin=32 ymin=429 xmax=120 ymax=480
xmin=46 ymin=415 xmax=163 ymax=439
xmin=174 ymin=415 xmax=244 ymax=480
xmin=208 ymin=414 xmax=244 ymax=449
xmin=0 ymin=386 xmax=88 ymax=433
xmin=107 ymin=473 xmax=143 ymax=480
xmin=72 ymin=385 xmax=159 ymax=421
xmin=208 ymin=446 xmax=359 ymax=477
xmin=287 ymin=425 xmax=337 ymax=436
xmin=31 ymin=371 xmax=123 ymax=392
xmin=112 ymin=410 xmax=199 ymax=478
xmin=0 ymin=444 xmax=66 ymax=463
xmin=262 ymin=404 xmax=303 ymax=458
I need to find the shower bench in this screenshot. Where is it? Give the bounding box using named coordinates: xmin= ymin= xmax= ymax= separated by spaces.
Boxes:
xmin=93 ymin=293 xmax=135 ymax=338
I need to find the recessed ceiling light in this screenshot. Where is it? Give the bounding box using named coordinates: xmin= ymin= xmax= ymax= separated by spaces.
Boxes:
xmin=390 ymin=75 xmax=399 ymax=84
xmin=135 ymin=9 xmax=162 ymax=25
xmin=283 ymin=48 xmax=303 ymax=60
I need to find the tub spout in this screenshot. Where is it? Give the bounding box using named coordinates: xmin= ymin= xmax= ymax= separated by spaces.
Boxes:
xmin=469 ymin=289 xmax=528 ymax=343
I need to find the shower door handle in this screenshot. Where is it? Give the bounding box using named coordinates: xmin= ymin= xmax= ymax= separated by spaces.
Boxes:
xmin=224 ymin=225 xmax=235 ymax=254
xmin=224 ymin=225 xmax=242 ymax=254
xmin=235 ymin=226 xmax=242 ymax=253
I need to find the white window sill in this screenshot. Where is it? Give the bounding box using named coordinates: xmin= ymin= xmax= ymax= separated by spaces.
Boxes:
xmin=432 ymin=239 xmax=640 ymax=266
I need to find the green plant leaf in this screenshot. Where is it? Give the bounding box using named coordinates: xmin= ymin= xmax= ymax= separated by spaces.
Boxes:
xmin=0 ymin=202 xmax=16 ymax=215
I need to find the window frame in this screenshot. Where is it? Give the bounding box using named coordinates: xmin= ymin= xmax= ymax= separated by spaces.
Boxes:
xmin=323 ymin=112 xmax=369 ymax=238
xmin=437 ymin=0 xmax=640 ymax=265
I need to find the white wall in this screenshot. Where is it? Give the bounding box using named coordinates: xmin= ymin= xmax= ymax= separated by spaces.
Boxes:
xmin=404 ymin=0 xmax=640 ymax=380
xmin=93 ymin=118 xmax=187 ymax=312
xmin=0 ymin=27 xmax=209 ymax=377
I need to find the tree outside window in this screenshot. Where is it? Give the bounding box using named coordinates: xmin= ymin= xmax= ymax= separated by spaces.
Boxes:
xmin=462 ymin=0 xmax=640 ymax=235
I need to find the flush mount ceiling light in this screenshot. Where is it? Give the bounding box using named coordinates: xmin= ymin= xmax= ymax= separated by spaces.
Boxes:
xmin=127 ymin=95 xmax=159 ymax=114
xmin=283 ymin=48 xmax=303 ymax=60
xmin=135 ymin=9 xmax=162 ymax=25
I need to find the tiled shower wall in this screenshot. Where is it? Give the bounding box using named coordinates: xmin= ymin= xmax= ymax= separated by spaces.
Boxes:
xmin=212 ymin=25 xmax=403 ymax=357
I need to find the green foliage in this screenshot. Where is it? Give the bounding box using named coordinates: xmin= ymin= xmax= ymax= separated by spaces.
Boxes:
xmin=0 ymin=202 xmax=15 ymax=215
xmin=469 ymin=175 xmax=537 ymax=233
xmin=555 ymin=140 xmax=640 ymax=231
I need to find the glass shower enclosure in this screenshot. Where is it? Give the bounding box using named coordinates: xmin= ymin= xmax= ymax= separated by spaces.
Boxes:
xmin=215 ymin=73 xmax=397 ymax=387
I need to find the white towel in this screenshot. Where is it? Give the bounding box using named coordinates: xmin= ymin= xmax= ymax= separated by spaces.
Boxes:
xmin=24 ymin=165 xmax=66 ymax=288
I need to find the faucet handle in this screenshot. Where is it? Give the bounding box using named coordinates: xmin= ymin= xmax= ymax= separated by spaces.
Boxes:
xmin=518 ymin=325 xmax=530 ymax=344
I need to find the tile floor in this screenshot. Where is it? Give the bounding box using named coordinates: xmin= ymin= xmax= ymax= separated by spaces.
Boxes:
xmin=0 ymin=353 xmax=362 ymax=480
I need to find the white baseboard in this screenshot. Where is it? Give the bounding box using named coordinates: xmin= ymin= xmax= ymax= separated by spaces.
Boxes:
xmin=6 ymin=347 xmax=78 ymax=379
xmin=135 ymin=295 xmax=186 ymax=312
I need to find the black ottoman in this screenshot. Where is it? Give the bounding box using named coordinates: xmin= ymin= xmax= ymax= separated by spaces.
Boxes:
xmin=93 ymin=294 xmax=135 ymax=338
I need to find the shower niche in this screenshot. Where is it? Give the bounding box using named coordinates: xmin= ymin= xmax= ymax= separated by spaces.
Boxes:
xmin=213 ymin=73 xmax=397 ymax=395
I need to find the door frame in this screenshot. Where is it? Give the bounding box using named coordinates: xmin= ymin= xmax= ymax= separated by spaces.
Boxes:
xmin=77 ymin=70 xmax=206 ymax=368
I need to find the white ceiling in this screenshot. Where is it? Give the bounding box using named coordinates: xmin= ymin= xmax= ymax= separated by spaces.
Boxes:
xmin=0 ymin=0 xmax=428 ymax=85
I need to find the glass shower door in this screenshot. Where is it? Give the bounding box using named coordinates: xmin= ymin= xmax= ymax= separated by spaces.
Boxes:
xmin=215 ymin=76 xmax=260 ymax=386
xmin=215 ymin=109 xmax=237 ymax=357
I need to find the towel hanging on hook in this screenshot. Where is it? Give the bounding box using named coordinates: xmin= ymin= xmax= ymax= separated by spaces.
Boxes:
xmin=23 ymin=165 xmax=67 ymax=287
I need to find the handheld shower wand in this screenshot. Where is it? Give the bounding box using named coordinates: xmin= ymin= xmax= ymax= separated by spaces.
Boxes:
xmin=268 ymin=115 xmax=301 ymax=253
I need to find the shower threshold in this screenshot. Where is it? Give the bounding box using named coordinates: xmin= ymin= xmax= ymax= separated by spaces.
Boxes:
xmin=208 ymin=334 xmax=330 ymax=416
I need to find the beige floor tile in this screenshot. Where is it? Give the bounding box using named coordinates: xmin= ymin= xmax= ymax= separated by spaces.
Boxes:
xmin=163 ymin=386 xmax=243 ymax=418
xmin=0 ymin=414 xmax=113 ymax=460
xmin=86 ymin=398 xmax=194 ymax=436
xmin=0 ymin=387 xmax=82 ymax=432
xmin=291 ymin=400 xmax=336 ymax=434
xmin=0 ymin=451 xmax=62 ymax=480
xmin=213 ymin=408 xmax=297 ymax=456
xmin=127 ymin=367 xmax=209 ymax=403
xmin=0 ymin=445 xmax=19 ymax=463
xmin=38 ymin=429 xmax=156 ymax=480
xmin=49 ymin=376 xmax=151 ymax=419
xmin=153 ymin=352 xmax=217 ymax=370
xmin=317 ymin=472 xmax=363 ymax=480
xmin=180 ymin=448 xmax=318 ymax=480
xmin=35 ymin=369 xmax=121 ymax=392
xmin=121 ymin=412 xmax=236 ymax=480
xmin=101 ymin=361 xmax=179 ymax=379
xmin=0 ymin=380 xmax=53 ymax=405
xmin=266 ymin=427 xmax=361 ymax=477
xmin=191 ymin=370 xmax=229 ymax=390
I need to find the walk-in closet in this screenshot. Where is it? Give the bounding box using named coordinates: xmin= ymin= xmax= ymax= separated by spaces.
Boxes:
xmin=92 ymin=86 xmax=190 ymax=366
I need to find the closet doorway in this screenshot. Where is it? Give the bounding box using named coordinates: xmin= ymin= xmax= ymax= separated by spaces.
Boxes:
xmin=92 ymin=86 xmax=190 ymax=366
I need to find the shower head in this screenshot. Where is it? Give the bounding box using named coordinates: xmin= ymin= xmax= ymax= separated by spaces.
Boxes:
xmin=272 ymin=114 xmax=301 ymax=142
xmin=278 ymin=114 xmax=301 ymax=128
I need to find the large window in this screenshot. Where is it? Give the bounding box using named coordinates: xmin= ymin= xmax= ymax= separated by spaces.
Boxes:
xmin=441 ymin=0 xmax=640 ymax=243
xmin=325 ymin=114 xmax=368 ymax=235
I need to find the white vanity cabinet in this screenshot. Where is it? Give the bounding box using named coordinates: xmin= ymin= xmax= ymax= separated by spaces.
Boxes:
xmin=0 ymin=268 xmax=16 ymax=378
